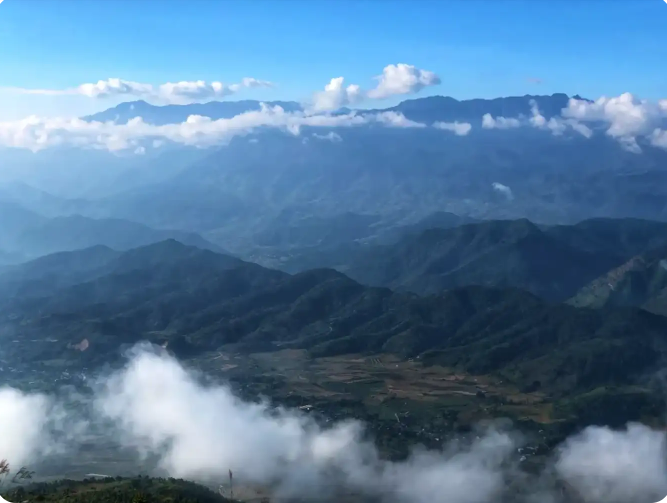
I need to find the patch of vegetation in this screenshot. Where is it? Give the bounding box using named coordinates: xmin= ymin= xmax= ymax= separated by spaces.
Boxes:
xmin=1 ymin=476 xmax=234 ymax=503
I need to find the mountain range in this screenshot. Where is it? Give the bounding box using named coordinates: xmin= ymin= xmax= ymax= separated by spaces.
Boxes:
xmin=2 ymin=94 xmax=667 ymax=268
xmin=0 ymin=201 xmax=224 ymax=264
xmin=570 ymin=245 xmax=667 ymax=316
xmin=84 ymin=93 xmax=582 ymax=126
xmin=2 ymin=233 xmax=667 ymax=399
xmin=3 ymin=94 xmax=667 ymax=441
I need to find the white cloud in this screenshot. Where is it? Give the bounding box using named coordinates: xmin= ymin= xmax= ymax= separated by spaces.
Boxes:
xmin=619 ymin=136 xmax=642 ymax=153
xmin=6 ymin=343 xmax=667 ymax=503
xmin=562 ymin=92 xmax=667 ymax=151
xmin=228 ymin=77 xmax=275 ymax=92
xmin=568 ymin=120 xmax=593 ymax=139
xmin=481 ymin=102 xmax=594 ymax=139
xmin=78 ymin=79 xmax=155 ymax=99
xmin=4 ymin=77 xmax=275 ymax=104
xmin=530 ymin=100 xmax=567 ymax=136
xmin=650 ymin=129 xmax=667 ymax=149
xmin=482 ymin=113 xmax=521 ymax=130
xmin=311 ymin=77 xmax=362 ymax=112
xmin=433 ymin=121 xmax=472 ymax=136
xmin=0 ymin=387 xmax=52 ymax=468
xmin=91 ymin=345 xmax=517 ymax=502
xmin=312 ymin=131 xmax=342 ymax=142
xmin=374 ymin=111 xmax=426 ymax=128
xmin=562 ymin=93 xmax=663 ymax=138
xmin=0 ymin=386 xmax=88 ymax=470
xmin=492 ymin=182 xmax=514 ymax=201
xmin=0 ymin=104 xmax=424 ymax=152
xmin=367 ymin=63 xmax=440 ymax=100
xmin=556 ymin=423 xmax=667 ymax=503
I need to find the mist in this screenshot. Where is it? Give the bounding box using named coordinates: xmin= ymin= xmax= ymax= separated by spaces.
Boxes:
xmin=3 ymin=343 xmax=667 ymax=503
xmin=0 ymin=387 xmax=51 ymax=468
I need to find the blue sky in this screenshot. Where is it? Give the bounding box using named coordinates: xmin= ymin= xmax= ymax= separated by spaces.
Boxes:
xmin=0 ymin=0 xmax=666 ymax=120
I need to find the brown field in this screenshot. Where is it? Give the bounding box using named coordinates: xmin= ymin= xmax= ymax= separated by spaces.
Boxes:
xmin=197 ymin=349 xmax=553 ymax=424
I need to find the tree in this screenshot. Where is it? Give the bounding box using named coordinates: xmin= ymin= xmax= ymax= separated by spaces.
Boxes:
xmin=0 ymin=460 xmax=34 ymax=490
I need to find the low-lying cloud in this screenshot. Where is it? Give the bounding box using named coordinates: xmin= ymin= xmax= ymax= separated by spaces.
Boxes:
xmin=3 ymin=343 xmax=667 ymax=503
xmin=555 ymin=423 xmax=667 ymax=503
xmin=0 ymin=387 xmax=87 ymax=470
xmin=481 ymin=100 xmax=593 ymax=139
xmin=434 ymin=121 xmax=472 ymax=136
xmin=482 ymin=113 xmax=521 ymax=130
xmin=2 ymin=91 xmax=666 ymax=153
xmin=0 ymin=387 xmax=52 ymax=469
xmin=563 ymin=92 xmax=667 ymax=152
xmin=0 ymin=105 xmax=427 ymax=153
xmin=492 ymin=182 xmax=514 ymax=201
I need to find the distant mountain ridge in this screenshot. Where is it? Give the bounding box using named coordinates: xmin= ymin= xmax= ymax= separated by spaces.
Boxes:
xmin=83 ymin=93 xmax=586 ymax=126
xmin=0 ymin=200 xmax=228 ymax=262
xmin=372 ymin=93 xmax=586 ymax=124
xmin=84 ymin=99 xmax=303 ymax=125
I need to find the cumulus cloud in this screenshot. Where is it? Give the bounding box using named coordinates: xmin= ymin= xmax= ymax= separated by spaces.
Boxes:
xmin=433 ymin=121 xmax=472 ymax=136
xmin=562 ymin=92 xmax=667 ymax=152
xmin=367 ymin=63 xmax=441 ymax=100
xmin=311 ymin=64 xmax=440 ymax=111
xmin=482 ymin=113 xmax=521 ymax=130
xmin=0 ymin=104 xmax=424 ymax=152
xmin=562 ymin=92 xmax=663 ymax=138
xmin=311 ymin=77 xmax=363 ymax=112
xmin=492 ymin=182 xmax=514 ymax=201
xmin=4 ymin=77 xmax=275 ymax=104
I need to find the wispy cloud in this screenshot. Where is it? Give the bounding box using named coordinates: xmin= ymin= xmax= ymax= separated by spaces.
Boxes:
xmin=312 ymin=131 xmax=343 ymax=142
